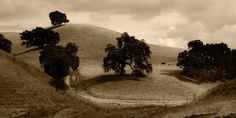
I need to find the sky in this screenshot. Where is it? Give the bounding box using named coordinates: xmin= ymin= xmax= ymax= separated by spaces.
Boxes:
xmin=1 ymin=0 xmax=236 ymax=48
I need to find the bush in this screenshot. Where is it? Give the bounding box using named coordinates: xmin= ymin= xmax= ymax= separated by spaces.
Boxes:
xmin=0 ymin=34 xmax=12 ymax=53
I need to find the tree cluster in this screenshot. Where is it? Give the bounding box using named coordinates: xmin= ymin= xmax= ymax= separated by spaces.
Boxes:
xmin=39 ymin=43 xmax=79 ymax=79
xmin=0 ymin=34 xmax=12 ymax=53
xmin=103 ymin=32 xmax=152 ymax=77
xmin=49 ymin=11 xmax=69 ymax=26
xmin=177 ymin=40 xmax=235 ymax=82
xmin=20 ymin=27 xmax=60 ymax=48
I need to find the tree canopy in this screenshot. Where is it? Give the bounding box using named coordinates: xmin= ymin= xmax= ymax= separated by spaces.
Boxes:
xmin=0 ymin=34 xmax=12 ymax=53
xmin=39 ymin=43 xmax=79 ymax=79
xmin=103 ymin=32 xmax=152 ymax=77
xmin=49 ymin=11 xmax=69 ymax=26
xmin=177 ymin=40 xmax=235 ymax=81
xmin=20 ymin=27 xmax=60 ymax=48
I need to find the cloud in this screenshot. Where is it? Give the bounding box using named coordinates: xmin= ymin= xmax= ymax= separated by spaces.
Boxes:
xmin=167 ymin=22 xmax=209 ymax=41
xmin=53 ymin=0 xmax=236 ymax=30
xmin=167 ymin=22 xmax=236 ymax=48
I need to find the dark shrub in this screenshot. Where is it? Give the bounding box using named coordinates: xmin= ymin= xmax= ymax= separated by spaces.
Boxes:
xmin=0 ymin=34 xmax=11 ymax=53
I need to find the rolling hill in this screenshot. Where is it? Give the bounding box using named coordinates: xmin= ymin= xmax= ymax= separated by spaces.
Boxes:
xmin=0 ymin=49 xmax=81 ymax=117
xmin=3 ymin=24 xmax=183 ymax=68
xmin=3 ymin=24 xmax=211 ymax=106
xmin=1 ymin=24 xmax=235 ymax=117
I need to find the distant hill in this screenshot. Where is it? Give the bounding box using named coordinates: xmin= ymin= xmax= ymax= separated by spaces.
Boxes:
xmin=3 ymin=24 xmax=183 ymax=68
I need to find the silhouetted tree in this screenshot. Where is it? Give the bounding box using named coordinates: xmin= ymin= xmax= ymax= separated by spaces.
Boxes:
xmin=230 ymin=49 xmax=236 ymax=74
xmin=49 ymin=11 xmax=69 ymax=26
xmin=177 ymin=40 xmax=234 ymax=81
xmin=20 ymin=27 xmax=60 ymax=48
xmin=65 ymin=43 xmax=79 ymax=71
xmin=39 ymin=43 xmax=79 ymax=79
xmin=103 ymin=32 xmax=152 ymax=77
xmin=0 ymin=34 xmax=12 ymax=53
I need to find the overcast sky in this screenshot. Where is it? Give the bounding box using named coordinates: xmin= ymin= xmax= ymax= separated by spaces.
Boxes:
xmin=1 ymin=0 xmax=236 ymax=48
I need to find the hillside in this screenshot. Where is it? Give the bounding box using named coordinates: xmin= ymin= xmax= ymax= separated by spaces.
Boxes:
xmin=3 ymin=24 xmax=182 ymax=68
xmin=0 ymin=50 xmax=79 ymax=117
xmin=0 ymin=49 xmax=137 ymax=118
xmin=154 ymin=79 xmax=236 ymax=118
xmin=1 ymin=24 xmax=232 ymax=117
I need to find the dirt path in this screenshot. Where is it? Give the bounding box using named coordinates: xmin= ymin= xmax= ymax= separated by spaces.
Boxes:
xmin=77 ymin=90 xmax=188 ymax=107
xmin=66 ymin=64 xmax=218 ymax=108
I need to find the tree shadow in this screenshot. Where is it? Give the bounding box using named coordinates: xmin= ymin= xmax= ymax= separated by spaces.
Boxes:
xmin=14 ymin=47 xmax=41 ymax=56
xmin=46 ymin=24 xmax=65 ymax=30
xmin=77 ymin=74 xmax=143 ymax=90
xmin=160 ymin=70 xmax=205 ymax=84
xmin=49 ymin=79 xmax=68 ymax=93
xmin=160 ymin=69 xmax=227 ymax=84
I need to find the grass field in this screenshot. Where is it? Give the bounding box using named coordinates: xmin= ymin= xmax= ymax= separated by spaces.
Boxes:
xmin=1 ymin=24 xmax=236 ymax=117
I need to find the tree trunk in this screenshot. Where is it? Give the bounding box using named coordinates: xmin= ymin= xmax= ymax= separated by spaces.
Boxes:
xmin=119 ymin=64 xmax=126 ymax=75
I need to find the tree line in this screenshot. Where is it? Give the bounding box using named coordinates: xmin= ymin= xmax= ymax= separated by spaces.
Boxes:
xmin=177 ymin=40 xmax=236 ymax=82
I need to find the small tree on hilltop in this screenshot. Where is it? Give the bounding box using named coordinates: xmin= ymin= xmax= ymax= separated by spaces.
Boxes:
xmin=0 ymin=34 xmax=12 ymax=53
xmin=103 ymin=32 xmax=152 ymax=77
xmin=20 ymin=27 xmax=60 ymax=48
xmin=49 ymin=11 xmax=69 ymax=26
xmin=39 ymin=43 xmax=79 ymax=79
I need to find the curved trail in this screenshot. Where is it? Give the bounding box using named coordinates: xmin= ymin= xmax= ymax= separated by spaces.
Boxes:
xmin=78 ymin=90 xmax=188 ymax=107
xmin=66 ymin=65 xmax=216 ymax=108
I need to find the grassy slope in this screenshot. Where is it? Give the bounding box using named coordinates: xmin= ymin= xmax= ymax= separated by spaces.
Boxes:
xmin=0 ymin=49 xmax=143 ymax=118
xmin=0 ymin=50 xmax=77 ymax=117
xmin=2 ymin=24 xmax=234 ymax=117
xmin=0 ymin=24 xmax=185 ymax=117
xmin=53 ymin=24 xmax=236 ymax=117
xmin=153 ymin=80 xmax=236 ymax=118
xmin=3 ymin=24 xmax=182 ymax=67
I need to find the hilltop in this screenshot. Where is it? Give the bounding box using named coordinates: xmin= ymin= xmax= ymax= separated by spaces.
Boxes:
xmin=3 ymin=24 xmax=182 ymax=67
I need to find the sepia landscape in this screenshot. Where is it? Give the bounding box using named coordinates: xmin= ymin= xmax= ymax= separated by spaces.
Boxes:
xmin=1 ymin=1 xmax=236 ymax=118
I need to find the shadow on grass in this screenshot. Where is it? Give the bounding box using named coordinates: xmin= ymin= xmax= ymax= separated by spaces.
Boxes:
xmin=160 ymin=70 xmax=201 ymax=84
xmin=184 ymin=113 xmax=217 ymax=118
xmin=77 ymin=74 xmax=143 ymax=90
xmin=160 ymin=69 xmax=218 ymax=84
xmin=161 ymin=70 xmax=230 ymax=84
xmin=14 ymin=47 xmax=41 ymax=56
xmin=46 ymin=24 xmax=65 ymax=30
xmin=184 ymin=113 xmax=236 ymax=118
xmin=49 ymin=79 xmax=68 ymax=92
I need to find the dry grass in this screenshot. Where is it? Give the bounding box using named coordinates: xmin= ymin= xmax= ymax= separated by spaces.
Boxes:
xmin=79 ymin=65 xmax=217 ymax=105
xmin=1 ymin=24 xmax=236 ymax=117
